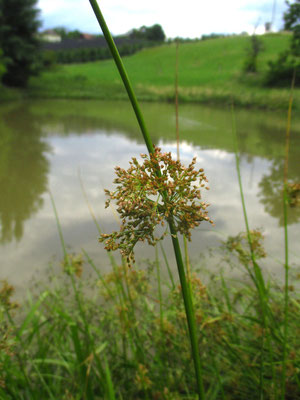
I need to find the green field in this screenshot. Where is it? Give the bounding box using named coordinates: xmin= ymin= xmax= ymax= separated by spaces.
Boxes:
xmin=26 ymin=33 xmax=300 ymax=109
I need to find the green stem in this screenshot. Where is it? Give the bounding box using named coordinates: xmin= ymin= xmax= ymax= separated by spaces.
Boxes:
xmin=155 ymin=246 xmax=164 ymax=330
xmin=88 ymin=0 xmax=154 ymax=155
xmin=88 ymin=1 xmax=205 ymax=397
xmin=281 ymin=68 xmax=296 ymax=400
xmin=169 ymin=220 xmax=205 ymax=398
xmin=159 ymin=243 xmax=175 ymax=290
xmin=231 ymin=105 xmax=267 ymax=398
xmin=282 ymin=186 xmax=289 ymax=398
xmin=175 ymin=39 xmax=180 ymax=161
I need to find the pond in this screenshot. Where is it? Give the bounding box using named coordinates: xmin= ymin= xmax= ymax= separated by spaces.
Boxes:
xmin=1 ymin=99 xmax=300 ymax=291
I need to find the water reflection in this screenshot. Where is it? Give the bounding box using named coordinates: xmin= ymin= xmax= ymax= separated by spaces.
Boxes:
xmin=0 ymin=100 xmax=299 ymax=289
xmin=258 ymin=157 xmax=300 ymax=226
xmin=0 ymin=104 xmax=50 ymax=243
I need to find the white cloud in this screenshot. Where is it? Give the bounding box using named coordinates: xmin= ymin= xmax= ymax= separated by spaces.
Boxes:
xmin=37 ymin=0 xmax=287 ymax=38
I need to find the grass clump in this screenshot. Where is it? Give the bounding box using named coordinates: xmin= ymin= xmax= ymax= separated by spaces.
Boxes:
xmin=1 ymin=244 xmax=300 ymax=399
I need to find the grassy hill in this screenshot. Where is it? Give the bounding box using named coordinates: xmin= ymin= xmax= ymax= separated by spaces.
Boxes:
xmin=27 ymin=33 xmax=299 ymax=109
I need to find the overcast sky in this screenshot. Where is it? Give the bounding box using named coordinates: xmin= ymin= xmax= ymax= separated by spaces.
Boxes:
xmin=37 ymin=0 xmax=288 ymax=38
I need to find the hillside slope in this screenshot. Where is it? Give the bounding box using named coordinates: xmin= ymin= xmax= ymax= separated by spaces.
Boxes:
xmin=28 ymin=33 xmax=299 ymax=109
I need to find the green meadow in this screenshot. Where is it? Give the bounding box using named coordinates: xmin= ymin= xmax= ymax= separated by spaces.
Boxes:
xmin=27 ymin=33 xmax=300 ymax=109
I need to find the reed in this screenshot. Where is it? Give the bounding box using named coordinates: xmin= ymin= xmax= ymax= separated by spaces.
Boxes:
xmin=88 ymin=0 xmax=206 ymax=398
xmin=281 ymin=69 xmax=296 ymax=400
xmin=231 ymin=107 xmax=268 ymax=397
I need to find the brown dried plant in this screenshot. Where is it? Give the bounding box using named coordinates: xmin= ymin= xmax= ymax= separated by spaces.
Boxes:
xmin=99 ymin=146 xmax=213 ymax=263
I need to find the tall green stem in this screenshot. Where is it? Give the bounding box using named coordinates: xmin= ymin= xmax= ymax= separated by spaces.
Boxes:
xmin=231 ymin=106 xmax=267 ymax=398
xmin=281 ymin=69 xmax=296 ymax=400
xmin=169 ymin=219 xmax=205 ymax=398
xmin=175 ymin=40 xmax=180 ymax=161
xmin=88 ymin=1 xmax=205 ymax=397
xmin=88 ymin=0 xmax=153 ymax=155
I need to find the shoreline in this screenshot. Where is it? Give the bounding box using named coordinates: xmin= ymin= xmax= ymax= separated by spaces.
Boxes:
xmin=1 ymin=84 xmax=298 ymax=111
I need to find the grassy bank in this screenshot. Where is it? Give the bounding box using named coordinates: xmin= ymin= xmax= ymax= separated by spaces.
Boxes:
xmin=26 ymin=33 xmax=300 ymax=110
xmin=0 ymin=85 xmax=24 ymax=102
xmin=1 ymin=240 xmax=300 ymax=399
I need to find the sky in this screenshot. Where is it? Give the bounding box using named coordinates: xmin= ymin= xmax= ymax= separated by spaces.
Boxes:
xmin=37 ymin=0 xmax=288 ymax=38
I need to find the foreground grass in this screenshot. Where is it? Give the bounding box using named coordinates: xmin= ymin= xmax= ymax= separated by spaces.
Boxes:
xmin=1 ymin=242 xmax=300 ymax=399
xmin=26 ymin=33 xmax=300 ymax=110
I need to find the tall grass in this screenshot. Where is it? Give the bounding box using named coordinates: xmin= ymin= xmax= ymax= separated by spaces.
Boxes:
xmin=281 ymin=69 xmax=296 ymax=400
xmin=231 ymin=106 xmax=269 ymax=397
xmin=229 ymin=65 xmax=298 ymax=398
xmin=1 ymin=232 xmax=300 ymax=398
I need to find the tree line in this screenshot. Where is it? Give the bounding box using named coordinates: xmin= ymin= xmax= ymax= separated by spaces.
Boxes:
xmin=42 ymin=36 xmax=162 ymax=66
xmin=51 ymin=42 xmax=154 ymax=65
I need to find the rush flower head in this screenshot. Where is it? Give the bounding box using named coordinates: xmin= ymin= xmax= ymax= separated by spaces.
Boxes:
xmin=99 ymin=146 xmax=213 ymax=263
xmin=223 ymin=229 xmax=266 ymax=264
xmin=286 ymin=182 xmax=300 ymax=208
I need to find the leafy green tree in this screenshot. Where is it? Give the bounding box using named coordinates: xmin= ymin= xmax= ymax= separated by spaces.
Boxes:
xmin=265 ymin=50 xmax=299 ymax=86
xmin=52 ymin=26 xmax=68 ymax=39
xmin=265 ymin=0 xmax=300 ymax=86
xmin=0 ymin=48 xmax=6 ymax=80
xmin=145 ymin=24 xmax=165 ymax=41
xmin=67 ymin=29 xmax=82 ymax=39
xmin=130 ymin=24 xmax=165 ymax=42
xmin=0 ymin=0 xmax=41 ymax=87
xmin=284 ymin=0 xmax=300 ymax=56
xmin=243 ymin=35 xmax=264 ymax=73
xmin=53 ymin=27 xmax=82 ymax=40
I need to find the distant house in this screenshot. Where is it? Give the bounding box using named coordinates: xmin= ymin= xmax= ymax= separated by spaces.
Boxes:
xmin=40 ymin=30 xmax=62 ymax=43
xmin=80 ymin=33 xmax=95 ymax=40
